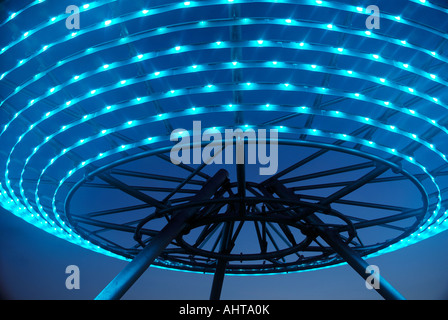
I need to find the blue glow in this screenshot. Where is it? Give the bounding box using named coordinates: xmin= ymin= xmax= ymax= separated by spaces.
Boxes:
xmin=1 ymin=0 xmax=447 ymax=278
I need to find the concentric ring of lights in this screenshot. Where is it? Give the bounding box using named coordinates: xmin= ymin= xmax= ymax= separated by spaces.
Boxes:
xmin=1 ymin=0 xmax=448 ymax=274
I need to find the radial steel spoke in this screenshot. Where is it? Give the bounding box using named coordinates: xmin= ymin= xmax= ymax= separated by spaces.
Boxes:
xmin=253 ymin=221 xmax=267 ymax=253
xmin=163 ymin=162 xmax=209 ymax=202
xmin=266 ymin=222 xmax=292 ymax=247
xmin=72 ymin=215 xmax=159 ymax=237
xmin=264 ymin=148 xmax=329 ymax=184
xmin=156 ymin=153 xmax=211 ymax=180
xmin=295 ymin=194 xmax=413 ymax=212
xmin=290 ymin=175 xmax=425 ymax=193
xmin=80 ymin=182 xmax=198 ymax=194
xmin=85 ymin=203 xmax=152 ymax=218
xmin=77 ymin=225 xmax=129 ymax=251
xmin=343 ymin=210 xmax=421 ymax=232
xmin=318 ymin=166 xmax=389 ymax=207
xmin=110 ymin=169 xmax=205 ymax=185
xmin=210 ymin=224 xmax=225 ymax=253
xmin=229 ymin=220 xmax=245 ymax=249
xmin=338 ymin=214 xmax=407 ymax=232
xmin=262 ymin=125 xmax=372 ymax=186
xmin=279 ymin=161 xmax=375 ymax=185
xmin=193 ymin=223 xmax=220 ymax=248
xmin=264 ymin=224 xmax=286 ymax=263
xmin=98 ymin=172 xmax=167 ymax=210
xmin=237 ymin=163 xmax=246 ymax=215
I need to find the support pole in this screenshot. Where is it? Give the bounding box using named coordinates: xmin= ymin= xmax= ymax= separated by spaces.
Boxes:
xmin=236 ymin=163 xmax=246 ymax=215
xmin=95 ymin=169 xmax=229 ymax=300
xmin=209 ymin=221 xmax=233 ymax=300
xmin=268 ymin=181 xmax=405 ymax=300
xmin=210 ymin=259 xmax=227 ymax=300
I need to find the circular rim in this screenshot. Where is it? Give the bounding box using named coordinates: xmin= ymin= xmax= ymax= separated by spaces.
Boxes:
xmin=64 ymin=139 xmax=429 ymax=274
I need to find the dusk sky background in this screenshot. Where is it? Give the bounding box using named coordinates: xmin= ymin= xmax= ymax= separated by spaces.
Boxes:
xmin=1 ymin=0 xmax=448 ymax=301
xmin=1 ymin=205 xmax=448 ymax=300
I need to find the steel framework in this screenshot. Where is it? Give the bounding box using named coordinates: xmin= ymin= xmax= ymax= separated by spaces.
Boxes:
xmin=1 ymin=0 xmax=448 ymax=300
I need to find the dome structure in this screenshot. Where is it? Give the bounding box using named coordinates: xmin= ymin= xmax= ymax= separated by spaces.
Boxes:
xmin=1 ymin=0 xmax=448 ymax=300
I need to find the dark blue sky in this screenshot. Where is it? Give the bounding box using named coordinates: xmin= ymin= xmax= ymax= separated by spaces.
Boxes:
xmin=2 ymin=205 xmax=448 ymax=300
xmin=2 ymin=0 xmax=448 ymax=301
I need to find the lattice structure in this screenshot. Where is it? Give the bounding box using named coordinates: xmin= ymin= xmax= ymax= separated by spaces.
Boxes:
xmin=1 ymin=0 xmax=448 ymax=300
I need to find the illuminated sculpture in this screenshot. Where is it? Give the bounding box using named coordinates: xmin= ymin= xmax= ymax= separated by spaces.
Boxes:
xmin=1 ymin=0 xmax=447 ymax=300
